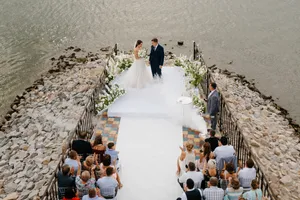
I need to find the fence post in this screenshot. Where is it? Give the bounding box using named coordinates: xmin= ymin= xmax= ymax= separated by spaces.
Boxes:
xmin=206 ymin=72 xmax=209 ymax=99
xmin=114 ymin=43 xmax=118 ymax=55
xmin=219 ymin=94 xmax=223 ymax=131
xmin=193 ymin=41 xmax=196 ymax=60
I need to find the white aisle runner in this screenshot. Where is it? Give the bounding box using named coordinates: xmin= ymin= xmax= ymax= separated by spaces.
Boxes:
xmin=116 ymin=117 xmax=183 ymax=200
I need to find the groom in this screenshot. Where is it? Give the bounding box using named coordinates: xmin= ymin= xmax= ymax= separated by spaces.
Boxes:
xmin=149 ymin=38 xmax=164 ymax=78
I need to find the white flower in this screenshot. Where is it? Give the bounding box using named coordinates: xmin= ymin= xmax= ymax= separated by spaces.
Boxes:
xmin=95 ymin=84 xmax=126 ymax=113
xmin=138 ymin=48 xmax=148 ymax=58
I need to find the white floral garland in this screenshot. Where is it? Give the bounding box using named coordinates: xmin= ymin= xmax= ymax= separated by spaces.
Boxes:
xmin=175 ymin=55 xmax=207 ymax=114
xmin=96 ymin=54 xmax=134 ymax=114
xmin=95 ymin=84 xmax=126 ymax=114
xmin=105 ymin=54 xmax=134 ymax=84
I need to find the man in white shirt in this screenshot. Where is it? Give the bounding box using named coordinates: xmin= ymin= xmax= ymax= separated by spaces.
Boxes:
xmin=178 ymin=162 xmax=204 ymax=189
xmin=96 ymin=167 xmax=118 ymax=198
xmin=238 ymin=158 xmax=256 ymax=190
xmin=213 ymin=137 xmax=235 ymax=170
xmin=64 ymin=150 xmax=80 ymax=175
xmin=177 ymin=179 xmax=203 ymax=200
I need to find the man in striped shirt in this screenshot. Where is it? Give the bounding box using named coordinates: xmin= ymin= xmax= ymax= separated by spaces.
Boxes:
xmin=203 ymin=177 xmax=224 ymax=200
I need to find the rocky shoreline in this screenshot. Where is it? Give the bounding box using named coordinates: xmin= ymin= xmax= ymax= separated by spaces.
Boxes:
xmin=208 ymin=66 xmax=300 ymax=200
xmin=0 ymin=47 xmax=110 ymax=199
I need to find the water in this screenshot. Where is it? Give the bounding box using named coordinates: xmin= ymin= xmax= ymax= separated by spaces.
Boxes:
xmin=0 ymin=0 xmax=299 ymax=123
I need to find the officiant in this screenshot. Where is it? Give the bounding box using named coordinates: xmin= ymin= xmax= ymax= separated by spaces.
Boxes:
xmin=205 ymin=82 xmax=220 ymax=130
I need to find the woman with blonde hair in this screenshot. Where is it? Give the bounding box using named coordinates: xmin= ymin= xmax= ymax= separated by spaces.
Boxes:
xmin=180 ymin=141 xmax=196 ymax=168
xmin=82 ymin=155 xmax=95 ymax=172
xmin=202 ymin=159 xmax=217 ymax=188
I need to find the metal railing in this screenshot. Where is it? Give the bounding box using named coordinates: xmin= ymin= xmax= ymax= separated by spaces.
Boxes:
xmin=193 ymin=42 xmax=276 ymax=199
xmin=41 ymin=46 xmax=118 ymax=200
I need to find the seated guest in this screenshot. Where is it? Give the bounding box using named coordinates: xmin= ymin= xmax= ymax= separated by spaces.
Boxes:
xmin=177 ymin=179 xmax=203 ymax=200
xmin=178 ymin=162 xmax=204 ymax=189
xmin=92 ymin=135 xmax=106 ymax=152
xmin=202 ymin=159 xmax=217 ymax=189
xmin=72 ymin=131 xmax=93 ymax=160
xmin=100 ymin=154 xmax=123 ymax=188
xmin=180 ymin=141 xmax=196 ymax=168
xmin=242 ymin=179 xmax=263 ymax=200
xmin=105 ymin=142 xmax=119 ymax=165
xmin=63 ymin=188 xmax=80 ymax=200
xmin=58 ymin=164 xmax=75 ymax=198
xmin=65 ymin=150 xmax=80 ymax=176
xmin=196 ymin=142 xmax=214 ymax=171
xmin=58 ymin=164 xmax=75 ymax=188
xmin=93 ymin=135 xmax=106 ymax=163
xmin=238 ymin=158 xmax=256 ymax=191
xmin=75 ymin=160 xmax=96 ymax=198
xmin=213 ymin=137 xmax=236 ymax=171
xmin=203 ymin=177 xmax=224 ymax=200
xmin=220 ymin=163 xmax=237 ymax=190
xmin=82 ymin=188 xmax=105 ymax=200
xmin=224 ymin=178 xmax=243 ymax=200
xmin=205 ymin=130 xmax=219 ymax=151
xmin=97 ymin=167 xmax=118 ymax=199
xmin=82 ymin=155 xmax=95 ymax=172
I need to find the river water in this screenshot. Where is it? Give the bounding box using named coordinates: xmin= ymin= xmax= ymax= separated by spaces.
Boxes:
xmin=0 ymin=0 xmax=299 ymax=123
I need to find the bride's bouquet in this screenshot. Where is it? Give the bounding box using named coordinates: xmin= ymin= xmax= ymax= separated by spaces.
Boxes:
xmin=138 ymin=48 xmax=148 ymax=59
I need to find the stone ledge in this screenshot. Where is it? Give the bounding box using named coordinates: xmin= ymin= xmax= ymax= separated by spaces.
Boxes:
xmin=210 ymin=67 xmax=300 ymax=200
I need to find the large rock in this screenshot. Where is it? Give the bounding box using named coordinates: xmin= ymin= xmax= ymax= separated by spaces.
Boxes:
xmin=4 ymin=182 xmax=17 ymax=193
xmin=280 ymin=175 xmax=293 ymax=186
xmin=3 ymin=192 xmax=19 ymax=200
xmin=26 ymin=182 xmax=35 ymax=190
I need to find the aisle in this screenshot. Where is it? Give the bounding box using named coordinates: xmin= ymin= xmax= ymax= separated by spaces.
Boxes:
xmin=116 ymin=117 xmax=183 ymax=200
xmin=108 ymin=67 xmax=207 ymax=135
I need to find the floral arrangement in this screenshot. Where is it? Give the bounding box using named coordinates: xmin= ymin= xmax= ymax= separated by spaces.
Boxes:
xmin=97 ymin=54 xmax=131 ymax=114
xmin=192 ymin=94 xmax=206 ymax=114
xmin=95 ymin=84 xmax=126 ymax=114
xmin=175 ymin=55 xmax=207 ymax=113
xmin=175 ymin=55 xmax=206 ymax=88
xmin=116 ymin=57 xmax=133 ymax=73
xmin=104 ymin=54 xmax=134 ymax=85
xmin=138 ymin=48 xmax=148 ymax=59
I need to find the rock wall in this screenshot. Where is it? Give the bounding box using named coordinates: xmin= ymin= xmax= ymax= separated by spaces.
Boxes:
xmin=0 ymin=47 xmax=108 ymax=199
xmin=209 ymin=67 xmax=300 ymax=200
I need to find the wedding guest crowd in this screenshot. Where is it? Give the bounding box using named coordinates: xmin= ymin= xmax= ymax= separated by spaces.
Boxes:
xmin=176 ymin=133 xmax=263 ymax=200
xmin=57 ymin=131 xmax=122 ymax=200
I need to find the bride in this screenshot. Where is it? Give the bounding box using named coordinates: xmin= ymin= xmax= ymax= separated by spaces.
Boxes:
xmin=117 ymin=40 xmax=152 ymax=89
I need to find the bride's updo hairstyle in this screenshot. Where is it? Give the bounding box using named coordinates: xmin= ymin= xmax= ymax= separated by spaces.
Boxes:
xmin=135 ymin=40 xmax=143 ymax=47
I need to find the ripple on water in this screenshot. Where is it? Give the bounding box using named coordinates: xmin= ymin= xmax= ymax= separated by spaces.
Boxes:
xmin=0 ymin=0 xmax=300 ymax=123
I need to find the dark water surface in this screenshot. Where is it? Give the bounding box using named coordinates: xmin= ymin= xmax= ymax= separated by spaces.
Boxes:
xmin=0 ymin=0 xmax=299 ymax=122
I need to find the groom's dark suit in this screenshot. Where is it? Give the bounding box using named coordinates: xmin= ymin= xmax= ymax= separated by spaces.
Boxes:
xmin=149 ymin=44 xmax=164 ymax=77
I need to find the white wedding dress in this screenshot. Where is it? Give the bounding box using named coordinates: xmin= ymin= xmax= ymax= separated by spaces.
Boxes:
xmin=117 ymin=57 xmax=152 ymax=89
